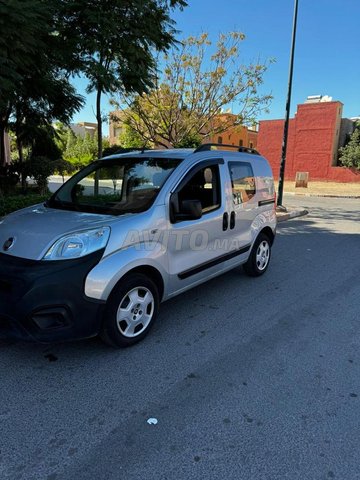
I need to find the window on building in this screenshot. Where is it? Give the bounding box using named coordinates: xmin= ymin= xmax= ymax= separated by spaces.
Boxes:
xmin=114 ymin=127 xmax=122 ymax=139
xmin=249 ymin=142 xmax=254 ymax=149
xmin=217 ymin=136 xmax=223 ymax=144
xmin=229 ymin=162 xmax=256 ymax=204
xmin=239 ymin=139 xmax=243 ymax=147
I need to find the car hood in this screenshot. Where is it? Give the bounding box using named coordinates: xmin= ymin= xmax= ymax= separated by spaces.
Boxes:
xmin=0 ymin=204 xmax=120 ymax=260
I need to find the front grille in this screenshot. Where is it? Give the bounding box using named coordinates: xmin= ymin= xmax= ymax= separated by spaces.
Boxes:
xmin=0 ymin=315 xmax=13 ymax=336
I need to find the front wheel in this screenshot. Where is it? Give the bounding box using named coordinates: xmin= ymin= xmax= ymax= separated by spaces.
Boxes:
xmin=100 ymin=273 xmax=159 ymax=348
xmin=243 ymin=233 xmax=271 ymax=277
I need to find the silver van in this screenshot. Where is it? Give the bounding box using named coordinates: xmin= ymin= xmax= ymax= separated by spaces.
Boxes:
xmin=0 ymin=144 xmax=276 ymax=347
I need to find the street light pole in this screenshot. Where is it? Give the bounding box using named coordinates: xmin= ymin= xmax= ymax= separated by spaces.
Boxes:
xmin=277 ymin=0 xmax=299 ymax=207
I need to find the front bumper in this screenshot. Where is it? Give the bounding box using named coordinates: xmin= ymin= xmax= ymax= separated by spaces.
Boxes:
xmin=0 ymin=250 xmax=105 ymax=343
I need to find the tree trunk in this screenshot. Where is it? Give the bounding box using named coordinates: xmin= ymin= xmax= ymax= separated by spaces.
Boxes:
xmin=16 ymin=136 xmax=26 ymax=190
xmin=0 ymin=124 xmax=6 ymax=167
xmin=95 ymin=86 xmax=102 ymax=196
xmin=96 ymin=87 xmax=102 ymax=159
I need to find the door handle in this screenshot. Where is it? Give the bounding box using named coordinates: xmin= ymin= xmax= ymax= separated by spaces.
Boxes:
xmin=222 ymin=212 xmax=229 ymax=231
xmin=230 ymin=211 xmax=235 ymax=229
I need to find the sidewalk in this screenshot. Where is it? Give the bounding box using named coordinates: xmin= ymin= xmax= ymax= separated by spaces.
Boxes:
xmin=274 ymin=180 xmax=360 ymax=222
xmin=280 ymin=180 xmax=360 ymax=198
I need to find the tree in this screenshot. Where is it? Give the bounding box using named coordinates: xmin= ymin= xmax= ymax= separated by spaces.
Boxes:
xmin=0 ymin=0 xmax=84 ymax=167
xmin=0 ymin=0 xmax=49 ymax=165
xmin=25 ymin=156 xmax=57 ymax=194
xmin=11 ymin=79 xmax=83 ymax=156
xmin=118 ymin=123 xmax=148 ymax=149
xmin=9 ymin=126 xmax=65 ymax=190
xmin=63 ymin=131 xmax=98 ymax=168
xmin=339 ymin=122 xmax=360 ymax=170
xmin=54 ymin=158 xmax=76 ymax=183
xmin=113 ymin=32 xmax=273 ymax=148
xmin=173 ymin=132 xmax=202 ymax=148
xmin=30 ymin=126 xmax=62 ymax=161
xmin=59 ymin=0 xmax=187 ymax=159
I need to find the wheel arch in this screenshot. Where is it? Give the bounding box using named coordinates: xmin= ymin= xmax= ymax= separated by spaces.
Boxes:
xmin=114 ymin=265 xmax=165 ymax=301
xmin=259 ymin=226 xmax=275 ymax=245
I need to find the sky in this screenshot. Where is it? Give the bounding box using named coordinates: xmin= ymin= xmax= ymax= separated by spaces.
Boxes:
xmin=72 ymin=0 xmax=360 ymax=135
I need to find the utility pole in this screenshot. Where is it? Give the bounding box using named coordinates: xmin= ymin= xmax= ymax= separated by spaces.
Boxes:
xmin=277 ymin=0 xmax=299 ymax=208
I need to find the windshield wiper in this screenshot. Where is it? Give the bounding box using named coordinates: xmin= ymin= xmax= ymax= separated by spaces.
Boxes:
xmin=48 ymin=198 xmax=81 ymax=211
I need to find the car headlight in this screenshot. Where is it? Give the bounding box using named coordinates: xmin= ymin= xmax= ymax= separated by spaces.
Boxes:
xmin=43 ymin=227 xmax=110 ymax=261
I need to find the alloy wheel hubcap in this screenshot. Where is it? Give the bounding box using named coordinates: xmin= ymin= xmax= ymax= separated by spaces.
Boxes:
xmin=116 ymin=287 xmax=154 ymax=338
xmin=256 ymin=241 xmax=270 ymax=271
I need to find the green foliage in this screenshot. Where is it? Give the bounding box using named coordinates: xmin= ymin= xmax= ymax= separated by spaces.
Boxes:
xmin=339 ymin=123 xmax=360 ymax=170
xmin=25 ymin=156 xmax=57 ymax=194
xmin=102 ymin=145 xmax=124 ymax=157
xmin=0 ymin=164 xmax=20 ymax=194
xmin=0 ymin=0 xmax=187 ymax=171
xmin=54 ymin=158 xmax=76 ymax=180
xmin=58 ymin=0 xmax=187 ymax=157
xmin=173 ymin=132 xmax=202 ymax=148
xmin=53 ymin=122 xmax=69 ymax=153
xmin=30 ymin=126 xmax=62 ymax=161
xmin=117 ymin=32 xmax=273 ymax=147
xmin=118 ymin=123 xmax=147 ymax=149
xmin=0 ymin=0 xmax=51 ymax=112
xmin=63 ymin=131 xmax=98 ymax=167
xmin=0 ymin=194 xmax=48 ymax=217
xmin=0 ymin=0 xmax=83 ymax=166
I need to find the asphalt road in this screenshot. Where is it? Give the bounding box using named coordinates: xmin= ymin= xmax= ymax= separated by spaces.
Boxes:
xmin=1 ymin=195 xmax=359 ymax=480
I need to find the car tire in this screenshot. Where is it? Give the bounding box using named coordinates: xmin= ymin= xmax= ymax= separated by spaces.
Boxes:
xmin=100 ymin=273 xmax=160 ymax=348
xmin=243 ymin=233 xmax=271 ymax=277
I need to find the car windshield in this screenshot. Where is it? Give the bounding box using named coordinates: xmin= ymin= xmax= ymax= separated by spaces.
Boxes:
xmin=47 ymin=156 xmax=182 ymax=215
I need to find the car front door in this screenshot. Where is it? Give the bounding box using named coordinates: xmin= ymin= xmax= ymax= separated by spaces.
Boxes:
xmin=166 ymin=159 xmax=234 ymax=294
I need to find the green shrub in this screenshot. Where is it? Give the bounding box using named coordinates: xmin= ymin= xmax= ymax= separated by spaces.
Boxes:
xmin=25 ymin=156 xmax=57 ymax=194
xmin=0 ymin=194 xmax=49 ymax=217
xmin=339 ymin=123 xmax=360 ymax=170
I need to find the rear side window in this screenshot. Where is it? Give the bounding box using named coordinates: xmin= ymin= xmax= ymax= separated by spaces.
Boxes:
xmin=229 ymin=162 xmax=256 ymax=204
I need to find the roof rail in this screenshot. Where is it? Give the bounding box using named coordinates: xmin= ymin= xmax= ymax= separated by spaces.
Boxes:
xmin=194 ymin=143 xmax=260 ymax=155
xmin=114 ymin=147 xmax=148 ymax=154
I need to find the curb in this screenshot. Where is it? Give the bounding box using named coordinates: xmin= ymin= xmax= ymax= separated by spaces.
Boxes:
xmin=276 ymin=209 xmax=309 ymax=223
xmin=284 ymin=191 xmax=360 ymax=199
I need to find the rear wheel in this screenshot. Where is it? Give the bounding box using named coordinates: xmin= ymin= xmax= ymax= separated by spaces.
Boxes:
xmin=243 ymin=233 xmax=271 ymax=277
xmin=100 ymin=273 xmax=159 ymax=348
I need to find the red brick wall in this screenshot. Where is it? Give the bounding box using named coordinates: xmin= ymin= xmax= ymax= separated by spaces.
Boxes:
xmin=257 ymin=102 xmax=360 ymax=183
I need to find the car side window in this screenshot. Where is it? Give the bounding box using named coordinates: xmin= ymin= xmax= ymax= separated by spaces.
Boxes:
xmin=177 ymin=165 xmax=221 ymax=214
xmin=229 ymin=161 xmax=256 ymax=204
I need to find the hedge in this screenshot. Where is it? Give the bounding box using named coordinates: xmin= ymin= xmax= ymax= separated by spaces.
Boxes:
xmin=0 ymin=194 xmax=49 ymax=217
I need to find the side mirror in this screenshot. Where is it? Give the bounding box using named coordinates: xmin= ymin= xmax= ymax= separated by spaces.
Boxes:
xmin=180 ymin=199 xmax=202 ymax=219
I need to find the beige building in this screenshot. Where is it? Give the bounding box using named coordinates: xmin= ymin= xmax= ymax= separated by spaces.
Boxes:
xmin=109 ymin=111 xmax=126 ymax=145
xmin=203 ymin=113 xmax=258 ymax=149
xmin=70 ymin=121 xmax=98 ymax=138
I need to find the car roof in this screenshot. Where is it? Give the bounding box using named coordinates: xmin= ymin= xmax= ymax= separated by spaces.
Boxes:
xmin=100 ymin=149 xmax=193 ymax=161
xmin=100 ymin=147 xmax=264 ymax=162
